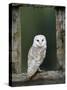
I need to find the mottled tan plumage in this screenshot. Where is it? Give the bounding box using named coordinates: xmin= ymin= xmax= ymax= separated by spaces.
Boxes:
xmin=27 ymin=35 xmax=47 ymax=78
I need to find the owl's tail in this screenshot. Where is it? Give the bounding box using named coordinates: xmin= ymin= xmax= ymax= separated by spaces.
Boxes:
xmin=27 ymin=65 xmax=39 ymax=79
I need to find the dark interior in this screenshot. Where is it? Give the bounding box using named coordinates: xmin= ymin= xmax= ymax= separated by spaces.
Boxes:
xmin=21 ymin=5 xmax=56 ymax=72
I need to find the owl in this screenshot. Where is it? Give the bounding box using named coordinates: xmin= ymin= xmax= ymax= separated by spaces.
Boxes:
xmin=27 ymin=35 xmax=47 ymax=79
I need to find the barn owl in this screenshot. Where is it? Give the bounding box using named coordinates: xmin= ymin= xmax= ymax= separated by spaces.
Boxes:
xmin=27 ymin=35 xmax=47 ymax=79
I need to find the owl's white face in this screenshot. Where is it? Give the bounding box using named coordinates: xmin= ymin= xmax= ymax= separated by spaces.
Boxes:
xmin=33 ymin=35 xmax=47 ymax=48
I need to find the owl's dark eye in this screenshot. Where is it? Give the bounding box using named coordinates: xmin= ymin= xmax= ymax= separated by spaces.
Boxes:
xmin=42 ymin=39 xmax=44 ymax=42
xmin=37 ymin=40 xmax=39 ymax=42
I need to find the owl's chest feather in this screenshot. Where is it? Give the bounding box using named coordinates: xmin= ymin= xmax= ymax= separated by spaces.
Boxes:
xmin=34 ymin=46 xmax=45 ymax=54
xmin=30 ymin=47 xmax=46 ymax=63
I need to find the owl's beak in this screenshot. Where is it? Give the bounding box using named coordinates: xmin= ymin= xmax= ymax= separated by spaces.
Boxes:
xmin=39 ymin=42 xmax=42 ymax=45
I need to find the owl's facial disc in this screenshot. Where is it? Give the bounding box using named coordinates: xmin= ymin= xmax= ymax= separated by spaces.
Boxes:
xmin=36 ymin=38 xmax=45 ymax=47
xmin=33 ymin=35 xmax=47 ymax=48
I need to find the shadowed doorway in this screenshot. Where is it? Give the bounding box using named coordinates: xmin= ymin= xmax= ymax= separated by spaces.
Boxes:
xmin=20 ymin=5 xmax=56 ymax=72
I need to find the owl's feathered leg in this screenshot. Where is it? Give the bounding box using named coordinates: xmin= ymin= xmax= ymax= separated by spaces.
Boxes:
xmin=38 ymin=67 xmax=44 ymax=72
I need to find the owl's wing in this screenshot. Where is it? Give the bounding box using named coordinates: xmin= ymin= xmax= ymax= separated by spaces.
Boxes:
xmin=27 ymin=59 xmax=39 ymax=78
xmin=27 ymin=47 xmax=40 ymax=78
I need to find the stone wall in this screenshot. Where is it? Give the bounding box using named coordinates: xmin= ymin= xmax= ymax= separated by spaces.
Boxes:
xmin=12 ymin=7 xmax=21 ymax=74
xmin=56 ymin=7 xmax=65 ymax=70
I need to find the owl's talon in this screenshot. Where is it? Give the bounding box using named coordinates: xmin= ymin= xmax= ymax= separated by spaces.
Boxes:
xmin=38 ymin=68 xmax=43 ymax=72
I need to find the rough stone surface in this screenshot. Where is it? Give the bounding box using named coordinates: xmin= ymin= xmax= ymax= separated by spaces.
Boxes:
xmin=12 ymin=8 xmax=21 ymax=74
xmin=56 ymin=8 xmax=65 ymax=70
xmin=12 ymin=70 xmax=65 ymax=85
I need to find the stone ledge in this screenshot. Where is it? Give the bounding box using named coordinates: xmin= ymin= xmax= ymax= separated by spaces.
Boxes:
xmin=12 ymin=70 xmax=65 ymax=82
